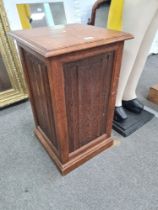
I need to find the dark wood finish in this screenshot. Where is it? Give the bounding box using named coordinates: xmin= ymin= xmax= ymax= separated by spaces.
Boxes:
xmin=63 ymin=51 xmax=115 ymax=153
xmin=87 ymin=0 xmax=110 ymax=25
xmin=10 ymin=24 xmax=133 ymax=175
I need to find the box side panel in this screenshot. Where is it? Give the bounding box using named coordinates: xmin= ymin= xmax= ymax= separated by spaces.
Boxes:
xmin=22 ymin=50 xmax=59 ymax=152
xmin=64 ymin=51 xmax=114 ymax=153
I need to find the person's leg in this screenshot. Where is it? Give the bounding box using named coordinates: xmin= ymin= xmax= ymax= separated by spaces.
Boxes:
xmin=123 ymin=11 xmax=158 ymax=101
xmin=115 ymin=0 xmax=158 ymax=121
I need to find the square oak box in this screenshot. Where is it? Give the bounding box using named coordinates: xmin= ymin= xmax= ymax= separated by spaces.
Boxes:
xmin=10 ymin=24 xmax=132 ymax=175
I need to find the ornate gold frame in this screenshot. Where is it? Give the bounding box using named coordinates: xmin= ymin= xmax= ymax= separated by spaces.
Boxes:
xmin=0 ymin=0 xmax=28 ymax=108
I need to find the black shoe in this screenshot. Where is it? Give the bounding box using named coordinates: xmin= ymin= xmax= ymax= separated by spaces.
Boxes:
xmin=122 ymin=98 xmax=144 ymax=113
xmin=114 ymin=106 xmax=128 ymax=122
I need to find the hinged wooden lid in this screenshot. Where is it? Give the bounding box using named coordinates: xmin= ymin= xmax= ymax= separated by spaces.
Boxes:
xmin=9 ymin=23 xmax=133 ymax=58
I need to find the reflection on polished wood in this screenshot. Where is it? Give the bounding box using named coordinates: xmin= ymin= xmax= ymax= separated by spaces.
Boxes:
xmin=0 ymin=0 xmax=28 ymax=108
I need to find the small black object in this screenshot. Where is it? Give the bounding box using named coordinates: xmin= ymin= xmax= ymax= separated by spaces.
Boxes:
xmin=114 ymin=106 xmax=128 ymax=122
xmin=122 ymin=98 xmax=144 ymax=113
xmin=113 ymin=109 xmax=154 ymax=137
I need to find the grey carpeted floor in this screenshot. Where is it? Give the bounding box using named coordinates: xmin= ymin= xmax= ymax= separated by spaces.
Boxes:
xmin=0 ymin=55 xmax=158 ymax=210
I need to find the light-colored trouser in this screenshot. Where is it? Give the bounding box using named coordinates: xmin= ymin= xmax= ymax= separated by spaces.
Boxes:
xmin=115 ymin=0 xmax=158 ymax=106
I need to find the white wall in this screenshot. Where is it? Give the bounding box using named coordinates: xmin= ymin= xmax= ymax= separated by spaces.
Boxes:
xmin=79 ymin=0 xmax=96 ymax=24
xmin=3 ymin=1 xmax=22 ymax=30
xmin=3 ymin=0 xmax=81 ymax=30
xmin=3 ymin=0 xmax=96 ymax=29
xmin=150 ymin=32 xmax=158 ymax=54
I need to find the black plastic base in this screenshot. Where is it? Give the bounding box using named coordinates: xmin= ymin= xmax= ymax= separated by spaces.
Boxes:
xmin=113 ymin=109 xmax=154 ymax=137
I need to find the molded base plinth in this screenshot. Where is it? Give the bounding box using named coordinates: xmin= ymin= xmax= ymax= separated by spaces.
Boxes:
xmin=113 ymin=109 xmax=154 ymax=137
xmin=34 ymin=128 xmax=113 ymax=175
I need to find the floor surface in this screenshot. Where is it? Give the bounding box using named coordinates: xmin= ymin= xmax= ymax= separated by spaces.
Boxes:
xmin=0 ymin=55 xmax=158 ymax=210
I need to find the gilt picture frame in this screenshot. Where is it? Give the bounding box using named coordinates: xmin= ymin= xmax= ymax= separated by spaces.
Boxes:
xmin=0 ymin=0 xmax=28 ymax=108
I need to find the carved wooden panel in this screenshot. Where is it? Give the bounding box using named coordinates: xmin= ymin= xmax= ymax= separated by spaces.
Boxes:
xmin=64 ymin=52 xmax=114 ymax=152
xmin=23 ymin=51 xmax=58 ymax=151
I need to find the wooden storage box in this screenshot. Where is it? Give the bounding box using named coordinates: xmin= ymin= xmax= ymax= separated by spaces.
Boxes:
xmin=10 ymin=24 xmax=132 ymax=174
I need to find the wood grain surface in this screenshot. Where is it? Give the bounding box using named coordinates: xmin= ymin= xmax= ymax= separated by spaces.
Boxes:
xmin=10 ymin=24 xmax=133 ymax=174
xmin=9 ymin=23 xmax=133 ymax=57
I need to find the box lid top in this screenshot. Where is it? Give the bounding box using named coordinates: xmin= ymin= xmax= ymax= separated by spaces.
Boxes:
xmin=9 ymin=24 xmax=133 ymax=58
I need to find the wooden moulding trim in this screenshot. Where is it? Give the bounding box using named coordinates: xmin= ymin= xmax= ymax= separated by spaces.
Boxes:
xmin=69 ymin=134 xmax=108 ymax=159
xmin=105 ymin=42 xmax=124 ymax=136
xmin=35 ymin=127 xmax=113 ymax=175
xmin=35 ymin=126 xmax=60 ymax=158
xmin=49 ymin=59 xmax=70 ymax=163
xmin=9 ymin=32 xmax=133 ymax=58
xmin=58 ymin=43 xmax=118 ymax=63
xmin=17 ymin=42 xmax=47 ymax=63
xmin=63 ymin=138 xmax=113 ymax=175
xmin=44 ymin=35 xmax=133 ymax=58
